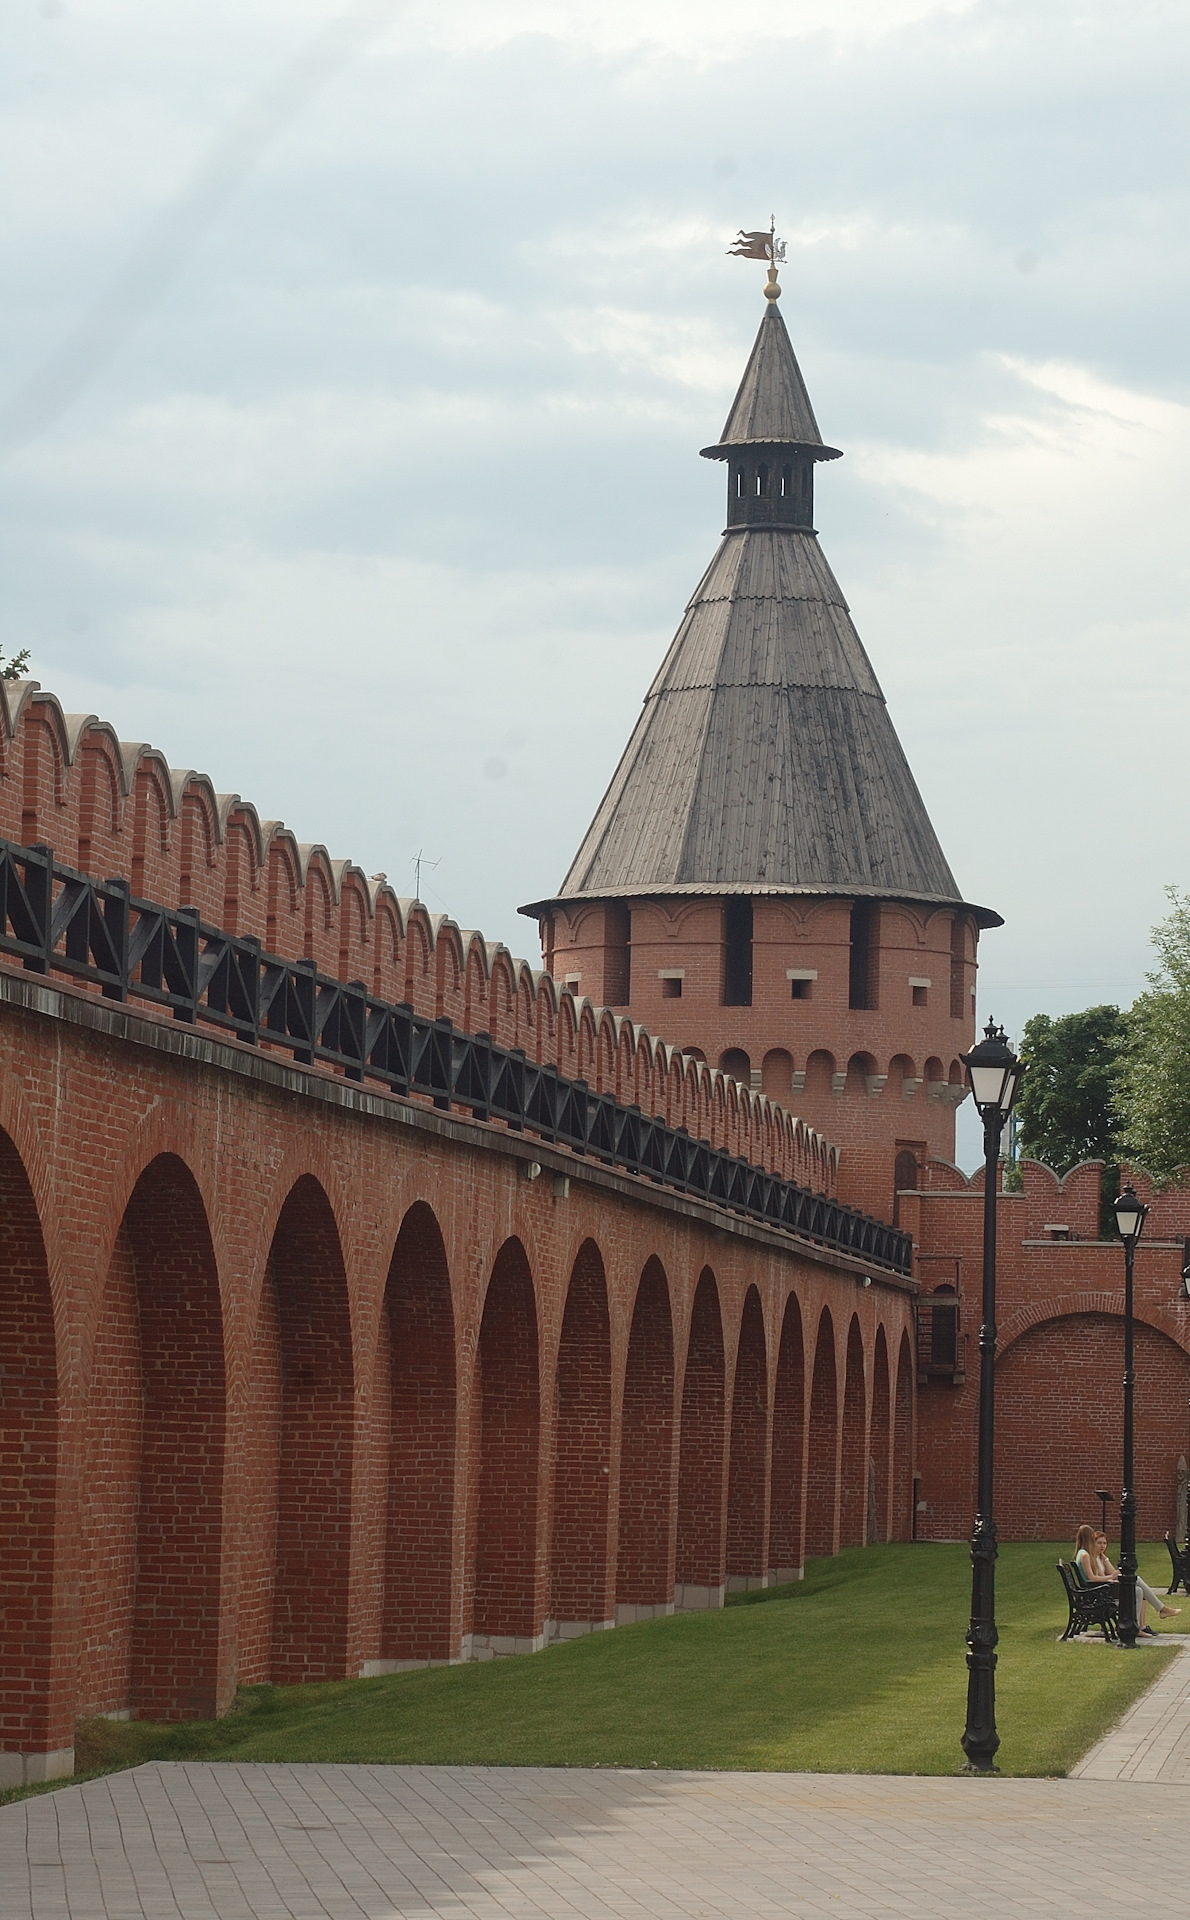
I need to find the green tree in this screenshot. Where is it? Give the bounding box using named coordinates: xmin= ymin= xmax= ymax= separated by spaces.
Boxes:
xmin=1016 ymin=1004 xmax=1126 ymax=1174
xmin=1117 ymin=887 xmax=1190 ymax=1184
xmin=0 ymin=646 xmax=30 ymax=681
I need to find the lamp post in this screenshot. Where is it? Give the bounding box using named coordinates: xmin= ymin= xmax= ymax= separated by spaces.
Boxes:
xmin=1181 ymin=1242 xmax=1190 ymax=1555
xmin=1114 ymin=1183 xmax=1149 ymax=1648
xmin=959 ymin=1020 xmax=1025 ymax=1773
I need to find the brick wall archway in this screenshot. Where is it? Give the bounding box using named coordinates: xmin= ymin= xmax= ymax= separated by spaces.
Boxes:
xmin=383 ymin=1202 xmax=456 ymax=1664
xmin=893 ymin=1330 xmax=913 ymax=1541
xmin=676 ymin=1268 xmax=726 ymax=1605
xmin=840 ymin=1315 xmax=868 ymax=1549
xmin=0 ymin=1126 xmax=60 ymax=1773
xmin=80 ymin=1153 xmax=226 ymax=1721
xmin=997 ymin=1310 xmax=1189 ymax=1541
xmin=805 ymin=1309 xmax=839 ymax=1558
xmin=473 ymin=1237 xmax=541 ymax=1649
xmin=616 ymin=1258 xmax=675 ymax=1618
xmin=769 ymin=1291 xmax=805 ymax=1579
xmin=550 ymin=1240 xmax=612 ymax=1635
xmin=726 ymin=1287 xmax=769 ymax=1585
xmin=266 ymin=1175 xmax=354 ymax=1684
xmin=871 ymin=1326 xmax=891 ymax=1543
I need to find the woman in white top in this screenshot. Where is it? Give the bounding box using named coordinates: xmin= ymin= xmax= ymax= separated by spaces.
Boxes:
xmin=1073 ymin=1523 xmax=1180 ymax=1635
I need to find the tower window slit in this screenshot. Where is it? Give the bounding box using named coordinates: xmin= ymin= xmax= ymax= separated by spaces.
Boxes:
xmin=605 ymin=902 xmax=631 ymax=1006
xmin=949 ymin=916 xmax=966 ymax=1018
xmin=723 ymin=897 xmax=753 ymax=1007
xmin=849 ymin=900 xmax=879 ymax=1011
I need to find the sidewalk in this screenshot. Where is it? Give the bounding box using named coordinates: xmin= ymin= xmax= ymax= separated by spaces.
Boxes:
xmin=1072 ymin=1634 xmax=1190 ymax=1779
xmin=2 ymin=1754 xmax=1188 ymax=1920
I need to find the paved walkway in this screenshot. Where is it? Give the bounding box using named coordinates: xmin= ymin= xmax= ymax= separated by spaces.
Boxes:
xmin=1072 ymin=1633 xmax=1190 ymax=1779
xmin=2 ymin=1753 xmax=1189 ymax=1920
xmin=3 ymin=1641 xmax=1187 ymax=1920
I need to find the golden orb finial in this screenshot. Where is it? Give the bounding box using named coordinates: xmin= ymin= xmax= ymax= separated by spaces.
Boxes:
xmin=763 ymin=265 xmax=781 ymax=301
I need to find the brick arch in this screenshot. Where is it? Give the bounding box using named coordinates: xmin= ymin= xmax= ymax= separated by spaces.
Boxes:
xmin=473 ymin=1237 xmax=540 ymax=1647
xmin=870 ymin=1325 xmax=891 ymax=1544
xmin=839 ymin=1315 xmax=868 ymax=1548
xmin=999 ymin=1291 xmax=1189 ymax=1358
xmin=0 ymin=1125 xmax=61 ymax=1769
xmin=892 ymin=1329 xmax=913 ymax=1541
xmin=74 ymin=1101 xmax=224 ymax=1378
xmin=616 ymin=1257 xmax=675 ymax=1617
xmin=80 ymin=1152 xmax=226 ymax=1721
xmin=676 ymin=1268 xmax=726 ymax=1603
xmin=382 ymin=1202 xmax=456 ymax=1664
xmin=769 ymin=1290 xmax=805 ymax=1578
xmin=726 ymin=1286 xmax=769 ymax=1584
xmin=264 ymin=1175 xmax=354 ymax=1684
xmin=998 ymin=1310 xmax=1189 ymax=1541
xmin=805 ymin=1307 xmax=838 ymax=1558
xmin=550 ymin=1239 xmax=612 ymax=1633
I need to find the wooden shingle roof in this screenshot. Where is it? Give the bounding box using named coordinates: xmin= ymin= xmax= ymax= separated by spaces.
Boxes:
xmin=700 ymin=301 xmax=840 ymax=459
xmin=522 ymin=300 xmax=999 ymax=928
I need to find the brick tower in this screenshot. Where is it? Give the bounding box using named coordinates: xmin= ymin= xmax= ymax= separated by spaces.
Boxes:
xmin=522 ymin=273 xmax=1000 ymax=1222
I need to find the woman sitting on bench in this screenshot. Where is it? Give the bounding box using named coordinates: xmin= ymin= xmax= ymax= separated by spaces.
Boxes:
xmin=1074 ymin=1524 xmax=1181 ymax=1635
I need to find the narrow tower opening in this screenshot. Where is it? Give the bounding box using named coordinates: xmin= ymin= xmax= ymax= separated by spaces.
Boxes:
xmin=848 ymin=900 xmax=878 ymax=1011
xmin=604 ymin=902 xmax=631 ymax=1006
xmin=723 ymin=898 xmax=753 ymax=1007
xmin=949 ymin=915 xmax=966 ymax=1019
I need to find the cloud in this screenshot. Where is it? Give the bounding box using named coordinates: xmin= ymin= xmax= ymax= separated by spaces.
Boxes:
xmin=1 ymin=0 xmax=1188 ymax=1184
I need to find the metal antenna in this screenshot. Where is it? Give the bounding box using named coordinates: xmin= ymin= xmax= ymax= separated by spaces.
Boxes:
xmin=411 ymin=849 xmax=441 ymax=902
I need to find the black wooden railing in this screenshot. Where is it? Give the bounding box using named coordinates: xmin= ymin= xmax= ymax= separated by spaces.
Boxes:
xmin=0 ymin=838 xmax=912 ymax=1274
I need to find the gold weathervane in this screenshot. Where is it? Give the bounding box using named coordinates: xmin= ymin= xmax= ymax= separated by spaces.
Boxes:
xmin=727 ymin=216 xmax=786 ymax=300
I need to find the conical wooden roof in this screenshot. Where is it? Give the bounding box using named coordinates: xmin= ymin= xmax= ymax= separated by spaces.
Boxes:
xmin=701 ymin=300 xmax=839 ymax=458
xmin=522 ymin=299 xmax=999 ymax=927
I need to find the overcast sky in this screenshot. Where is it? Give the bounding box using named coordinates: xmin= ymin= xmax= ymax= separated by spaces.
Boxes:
xmin=3 ymin=0 xmax=1188 ymax=1166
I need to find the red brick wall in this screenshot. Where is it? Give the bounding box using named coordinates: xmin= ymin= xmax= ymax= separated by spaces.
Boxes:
xmin=549 ymin=1241 xmax=612 ymax=1626
xmin=913 ymin=1157 xmax=1190 ymax=1543
xmin=124 ymin=1157 xmax=227 ymax=1720
xmin=0 ymin=1134 xmax=58 ymax=1751
xmin=871 ymin=1329 xmax=891 ymax=1543
xmin=0 ymin=683 xmax=825 ymax=1199
xmin=384 ymin=1203 xmax=457 ymax=1660
xmin=269 ymin=1177 xmax=354 ymax=1684
xmin=769 ymin=1296 xmax=805 ymax=1572
xmin=997 ymin=1314 xmax=1187 ymax=1543
xmin=726 ymin=1287 xmax=768 ymax=1580
xmin=839 ymin=1316 xmax=868 ymax=1550
xmin=805 ymin=1309 xmax=839 ymax=1557
xmin=474 ymin=1241 xmax=541 ymax=1641
xmin=675 ymin=1271 xmax=727 ymax=1591
xmin=616 ymin=1260 xmax=676 ymax=1608
xmin=0 ymin=968 xmax=913 ymax=1764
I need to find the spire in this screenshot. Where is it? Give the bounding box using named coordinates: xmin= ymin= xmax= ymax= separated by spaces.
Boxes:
xmin=700 ymin=299 xmax=841 ymax=461
xmin=521 ymin=293 xmax=999 ymax=930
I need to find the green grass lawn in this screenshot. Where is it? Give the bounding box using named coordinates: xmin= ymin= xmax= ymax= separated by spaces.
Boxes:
xmin=12 ymin=1540 xmax=1181 ymax=1804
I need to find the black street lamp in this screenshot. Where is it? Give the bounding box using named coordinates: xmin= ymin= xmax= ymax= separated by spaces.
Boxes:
xmin=1114 ymin=1183 xmax=1149 ymax=1649
xmin=958 ymin=1020 xmax=1025 ymax=1773
xmin=1181 ymin=1241 xmax=1190 ymax=1556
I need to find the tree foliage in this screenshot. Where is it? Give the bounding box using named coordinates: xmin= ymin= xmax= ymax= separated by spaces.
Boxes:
xmin=1016 ymin=1004 xmax=1126 ymax=1176
xmin=0 ymin=646 xmax=30 ymax=682
xmin=1116 ymin=887 xmax=1190 ymax=1184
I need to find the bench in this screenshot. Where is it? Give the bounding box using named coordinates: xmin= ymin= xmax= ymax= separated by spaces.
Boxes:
xmin=1057 ymin=1560 xmax=1119 ymax=1641
xmin=1165 ymin=1533 xmax=1190 ymax=1595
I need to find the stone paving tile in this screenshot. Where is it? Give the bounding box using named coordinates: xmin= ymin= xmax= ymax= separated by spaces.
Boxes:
xmin=1 ymin=1762 xmax=1189 ymax=1920
xmin=1071 ymin=1636 xmax=1190 ymax=1779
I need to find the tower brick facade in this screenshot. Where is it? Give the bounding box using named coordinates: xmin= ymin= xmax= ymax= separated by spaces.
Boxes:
xmin=525 ymin=280 xmax=998 ymax=1222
